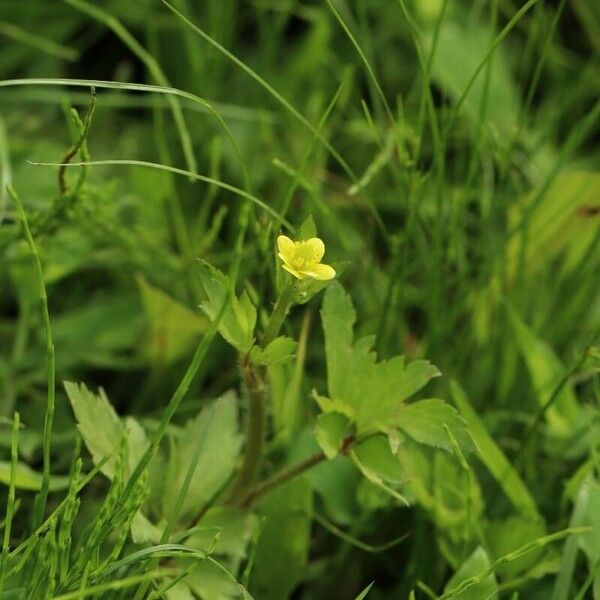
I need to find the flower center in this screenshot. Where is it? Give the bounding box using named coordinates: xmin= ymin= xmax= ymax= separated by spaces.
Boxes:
xmin=291 ymin=243 xmax=316 ymax=269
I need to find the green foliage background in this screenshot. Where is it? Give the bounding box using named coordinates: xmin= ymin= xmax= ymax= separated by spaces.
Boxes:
xmin=0 ymin=0 xmax=599 ymax=598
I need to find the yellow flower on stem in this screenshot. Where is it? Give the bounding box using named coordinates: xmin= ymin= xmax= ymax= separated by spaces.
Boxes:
xmin=277 ymin=235 xmax=336 ymax=281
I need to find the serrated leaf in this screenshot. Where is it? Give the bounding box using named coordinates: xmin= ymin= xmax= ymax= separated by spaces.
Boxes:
xmin=196 ymin=262 xmax=256 ymax=353
xmin=162 ymin=393 xmax=242 ymax=520
xmin=315 ymin=412 xmax=351 ymax=459
xmin=311 ymin=393 xmax=355 ymax=419
xmin=65 ymin=382 xmax=149 ymax=481
xmin=321 ymin=283 xmax=440 ymax=433
xmin=394 ymin=399 xmax=474 ymax=453
xmin=250 ymin=336 xmax=297 ymax=366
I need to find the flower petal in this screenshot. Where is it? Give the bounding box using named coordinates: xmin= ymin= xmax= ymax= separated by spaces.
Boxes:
xmin=305 ymin=237 xmax=325 ymax=262
xmin=277 ymin=235 xmax=295 ymax=260
xmin=301 ymin=263 xmax=336 ymax=281
xmin=282 ymin=263 xmax=305 ymax=280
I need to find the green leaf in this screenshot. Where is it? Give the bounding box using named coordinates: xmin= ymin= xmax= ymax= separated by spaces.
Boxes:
xmin=507 ymin=171 xmax=600 ymax=279
xmin=396 ymin=439 xmax=484 ymax=531
xmin=576 ymin=479 xmax=600 ymax=565
xmin=451 ymin=380 xmax=540 ymax=518
xmin=250 ymin=336 xmax=297 ymax=366
xmin=298 ymin=214 xmax=316 ymax=240
xmin=505 ymin=301 xmax=580 ymax=437
xmin=165 ymin=581 xmax=195 ymax=600
xmin=162 ymin=392 xmax=242 ymax=521
xmin=0 ymin=461 xmax=70 ymax=491
xmin=315 ymin=412 xmax=352 ymax=459
xmin=322 ymin=280 xmax=360 ymax=404
xmin=444 ymin=546 xmax=499 ymax=600
xmin=426 ymin=16 xmax=519 ymax=141
xmin=485 ymin=517 xmax=546 ymax=579
xmin=351 ymin=435 xmax=409 ymax=505
xmin=354 ymin=582 xmax=375 ymax=600
xmin=394 ymin=399 xmax=475 ymax=453
xmin=65 ymin=381 xmax=147 ymax=479
xmin=186 ymin=561 xmax=248 ymax=600
xmin=196 ymin=262 xmax=256 ymax=353
xmin=189 ymin=506 xmax=258 ymax=561
xmin=249 ymin=477 xmax=312 ymax=600
xmin=321 ymin=282 xmax=440 ymax=433
xmin=130 ymin=511 xmax=161 ymax=544
xmin=137 ymin=275 xmax=207 ymax=365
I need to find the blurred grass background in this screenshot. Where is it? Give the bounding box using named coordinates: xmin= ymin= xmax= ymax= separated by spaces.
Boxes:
xmin=0 ymin=0 xmax=599 ymax=598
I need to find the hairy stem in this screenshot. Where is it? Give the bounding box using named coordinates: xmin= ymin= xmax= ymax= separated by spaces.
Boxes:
xmin=226 ymin=356 xmax=268 ymax=503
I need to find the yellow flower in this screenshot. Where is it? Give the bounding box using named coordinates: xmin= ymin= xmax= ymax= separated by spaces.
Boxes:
xmin=277 ymin=235 xmax=336 ymax=281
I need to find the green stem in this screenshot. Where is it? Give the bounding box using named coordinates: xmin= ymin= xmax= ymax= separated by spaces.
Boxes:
xmin=238 ymin=435 xmax=355 ymax=508
xmin=8 ymin=185 xmax=55 ymax=529
xmin=262 ymin=281 xmax=295 ymax=347
xmin=0 ymin=412 xmax=19 ymax=597
xmin=226 ymin=356 xmax=267 ymax=503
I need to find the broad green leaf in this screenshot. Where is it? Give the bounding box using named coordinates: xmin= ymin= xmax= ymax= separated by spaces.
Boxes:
xmin=394 ymin=398 xmax=474 ymax=453
xmin=190 ymin=506 xmax=258 ymax=561
xmin=485 ymin=516 xmax=546 ymax=579
xmin=315 ymin=411 xmax=352 ymax=459
xmin=196 ymin=262 xmax=256 ymax=353
xmin=321 ymin=282 xmax=440 ymax=433
xmin=451 ymin=380 xmax=539 ymax=518
xmin=162 ymin=393 xmax=242 ymax=520
xmin=485 ymin=517 xmax=546 ymax=579
xmin=426 ymin=16 xmax=519 ymax=141
xmin=137 ymin=275 xmax=207 ymax=365
xmin=250 ymin=336 xmax=297 ymax=366
xmin=396 ymin=440 xmax=483 ymax=531
xmin=0 ymin=461 xmax=70 ymax=491
xmin=507 ymin=171 xmax=600 ymax=279
xmin=444 ymin=546 xmax=499 ymax=600
xmin=130 ymin=511 xmax=161 ymax=544
xmin=52 ymin=293 xmax=143 ymax=369
xmin=505 ymin=301 xmax=580 ymax=437
xmin=165 ymin=581 xmax=195 ymax=600
xmin=351 ymin=435 xmax=409 ymax=505
xmin=249 ymin=477 xmax=312 ymax=600
xmin=322 ymin=280 xmax=360 ymax=404
xmin=186 ymin=560 xmax=248 ymax=600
